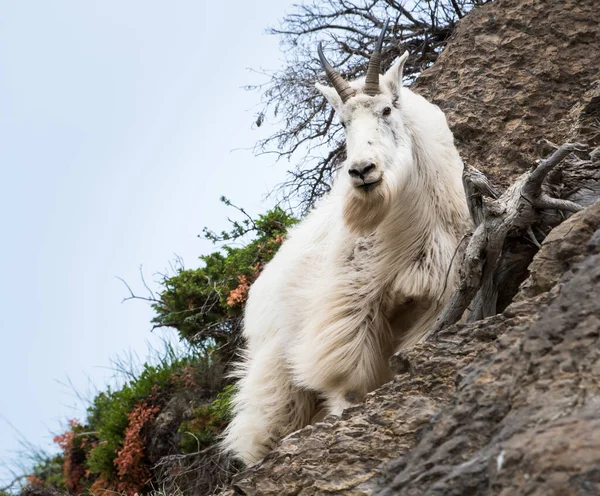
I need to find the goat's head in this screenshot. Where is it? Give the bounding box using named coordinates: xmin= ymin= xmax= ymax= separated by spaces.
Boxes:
xmin=316 ymin=20 xmax=412 ymax=233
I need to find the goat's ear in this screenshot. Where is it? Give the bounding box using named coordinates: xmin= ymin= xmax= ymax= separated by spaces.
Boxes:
xmin=315 ymin=82 xmax=343 ymax=112
xmin=381 ymin=51 xmax=409 ymax=100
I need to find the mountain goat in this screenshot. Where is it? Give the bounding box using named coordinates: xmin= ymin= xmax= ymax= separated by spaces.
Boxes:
xmin=222 ymin=21 xmax=471 ymax=464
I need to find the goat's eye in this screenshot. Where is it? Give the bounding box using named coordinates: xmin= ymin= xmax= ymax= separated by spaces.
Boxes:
xmin=382 ymin=106 xmax=392 ymax=116
xmin=341 ymin=121 xmax=346 ymax=128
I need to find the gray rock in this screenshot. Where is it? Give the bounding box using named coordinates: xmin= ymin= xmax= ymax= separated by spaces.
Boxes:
xmin=377 ymin=226 xmax=600 ymax=495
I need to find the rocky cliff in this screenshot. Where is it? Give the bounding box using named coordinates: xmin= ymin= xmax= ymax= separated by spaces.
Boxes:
xmin=415 ymin=0 xmax=599 ymax=193
xmin=225 ymin=200 xmax=600 ymax=495
xmin=221 ymin=0 xmax=600 ymax=494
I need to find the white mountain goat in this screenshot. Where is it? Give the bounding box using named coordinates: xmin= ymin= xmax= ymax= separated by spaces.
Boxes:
xmin=222 ymin=21 xmax=471 ymax=464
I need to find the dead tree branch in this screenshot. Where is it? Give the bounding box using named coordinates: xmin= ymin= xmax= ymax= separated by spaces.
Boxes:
xmin=432 ymin=143 xmax=587 ymax=332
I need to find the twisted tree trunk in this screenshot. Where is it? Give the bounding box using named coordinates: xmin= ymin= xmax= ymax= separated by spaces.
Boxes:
xmin=433 ymin=143 xmax=590 ymax=332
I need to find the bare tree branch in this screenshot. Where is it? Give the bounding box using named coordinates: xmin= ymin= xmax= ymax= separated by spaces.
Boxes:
xmin=251 ymin=0 xmax=492 ymax=213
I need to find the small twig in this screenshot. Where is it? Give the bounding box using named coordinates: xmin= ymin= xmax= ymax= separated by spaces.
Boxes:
xmin=440 ymin=232 xmax=472 ymax=298
xmin=117 ymin=275 xmax=160 ymax=304
xmin=525 ymin=226 xmax=542 ymax=248
xmin=0 ymin=474 xmax=29 ymax=493
xmin=449 ymin=0 xmax=464 ymax=18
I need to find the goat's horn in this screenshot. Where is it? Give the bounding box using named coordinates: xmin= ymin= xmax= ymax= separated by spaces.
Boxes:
xmin=363 ymin=19 xmax=389 ymax=96
xmin=318 ymin=42 xmax=356 ymax=103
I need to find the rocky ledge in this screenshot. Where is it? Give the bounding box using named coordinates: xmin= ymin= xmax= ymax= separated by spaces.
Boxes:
xmin=223 ymin=199 xmax=600 ymax=496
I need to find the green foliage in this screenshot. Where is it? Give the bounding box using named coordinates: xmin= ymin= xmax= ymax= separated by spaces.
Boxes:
xmin=178 ymin=385 xmax=234 ymax=453
xmin=86 ymin=354 xmax=199 ymax=479
xmin=18 ymin=204 xmax=295 ymax=493
xmin=152 ymin=204 xmax=297 ymax=344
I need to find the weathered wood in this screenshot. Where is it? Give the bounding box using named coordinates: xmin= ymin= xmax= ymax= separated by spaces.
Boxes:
xmin=432 ymin=143 xmax=588 ymax=332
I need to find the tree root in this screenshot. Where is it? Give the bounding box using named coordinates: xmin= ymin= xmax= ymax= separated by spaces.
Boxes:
xmin=431 ymin=142 xmax=588 ymax=333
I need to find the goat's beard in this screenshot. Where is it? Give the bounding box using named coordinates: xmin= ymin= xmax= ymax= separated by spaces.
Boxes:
xmin=343 ymin=180 xmax=392 ymax=234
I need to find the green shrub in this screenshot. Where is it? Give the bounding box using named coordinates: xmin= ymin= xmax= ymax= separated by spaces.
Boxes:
xmin=86 ymin=354 xmax=200 ymax=478
xmin=19 ymin=205 xmax=295 ymax=493
xmin=152 ymin=205 xmax=297 ymax=344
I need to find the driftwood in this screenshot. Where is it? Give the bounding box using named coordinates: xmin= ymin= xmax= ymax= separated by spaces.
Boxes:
xmin=432 ymin=143 xmax=588 ymax=333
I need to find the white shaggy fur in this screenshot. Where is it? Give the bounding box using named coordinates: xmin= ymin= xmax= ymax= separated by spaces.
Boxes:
xmin=222 ymin=51 xmax=471 ymax=464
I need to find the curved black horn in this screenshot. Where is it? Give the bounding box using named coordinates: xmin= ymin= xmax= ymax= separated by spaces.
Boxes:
xmin=363 ymin=18 xmax=390 ymax=96
xmin=318 ymin=42 xmax=356 ymax=103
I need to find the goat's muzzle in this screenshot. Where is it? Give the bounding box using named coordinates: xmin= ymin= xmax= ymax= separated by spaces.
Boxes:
xmin=348 ymin=161 xmax=382 ymax=190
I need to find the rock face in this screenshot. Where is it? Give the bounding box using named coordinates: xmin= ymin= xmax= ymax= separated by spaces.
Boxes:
xmin=518 ymin=202 xmax=600 ymax=300
xmin=415 ymin=0 xmax=600 ymax=190
xmin=377 ymin=204 xmax=600 ymax=495
xmin=220 ymin=0 xmax=600 ymax=494
xmin=18 ymin=487 xmax=63 ymax=496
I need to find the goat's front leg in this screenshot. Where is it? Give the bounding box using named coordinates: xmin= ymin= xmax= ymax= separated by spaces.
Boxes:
xmin=291 ymin=301 xmax=395 ymax=418
xmin=222 ymin=340 xmax=315 ymax=464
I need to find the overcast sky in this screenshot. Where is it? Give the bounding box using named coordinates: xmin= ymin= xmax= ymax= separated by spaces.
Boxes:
xmin=0 ymin=0 xmax=297 ymax=485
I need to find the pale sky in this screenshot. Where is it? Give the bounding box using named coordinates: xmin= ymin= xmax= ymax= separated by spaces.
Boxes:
xmin=0 ymin=0 xmax=297 ymax=485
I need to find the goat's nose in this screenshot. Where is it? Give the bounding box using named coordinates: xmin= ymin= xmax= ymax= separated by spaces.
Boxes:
xmin=348 ymin=163 xmax=376 ymax=179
